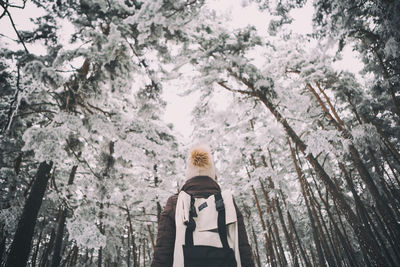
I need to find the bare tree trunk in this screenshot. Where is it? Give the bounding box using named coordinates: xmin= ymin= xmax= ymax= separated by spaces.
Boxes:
xmin=31 ymin=228 xmax=43 ymax=267
xmin=50 ymin=165 xmax=78 ymax=267
xmin=242 ymin=203 xmax=262 ymax=267
xmin=0 ymin=230 xmax=6 ymax=264
xmin=98 ymin=247 xmax=103 ymax=267
xmin=143 ymin=238 xmax=146 ymax=267
xmin=287 ymin=211 xmax=312 ymax=267
xmin=5 ymin=161 xmax=53 ymax=267
xmin=146 ymin=225 xmax=155 ymax=251
xmin=246 ymin=166 xmax=270 ymax=258
xmin=39 ymin=228 xmax=56 ymax=267
xmin=275 ymin=198 xmax=300 ymax=267
xmin=258 ymin=181 xmax=287 ymax=266
xmin=70 ymin=246 xmax=78 ymax=266
xmin=251 ymin=225 xmax=262 ymax=267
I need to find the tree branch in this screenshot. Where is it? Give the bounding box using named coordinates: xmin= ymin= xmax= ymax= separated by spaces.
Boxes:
xmin=217 ymin=81 xmax=257 ymax=97
xmin=2 ymin=64 xmax=22 ymax=133
xmin=0 ymin=1 xmax=29 ymax=53
xmin=65 ymin=139 xmax=102 ymax=180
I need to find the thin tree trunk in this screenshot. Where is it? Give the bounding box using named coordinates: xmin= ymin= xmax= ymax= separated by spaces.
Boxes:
xmin=60 ymin=246 xmax=73 ymax=267
xmin=127 ymin=229 xmax=131 ymax=267
xmin=51 ymin=165 xmax=78 ymax=267
xmin=39 ymin=228 xmax=56 ymax=267
xmin=50 ymin=207 xmax=67 ymax=267
xmin=258 ymin=179 xmax=287 ymax=266
xmin=0 ymin=230 xmax=6 ymax=264
xmin=133 ymin=234 xmax=138 ymax=267
xmin=143 ymin=238 xmax=146 ymax=267
xmin=70 ymin=245 xmax=78 ymax=266
xmin=146 ymin=225 xmax=155 ymax=251
xmin=287 ymin=210 xmax=312 ymax=267
xmin=251 ymin=225 xmax=262 ymax=267
xmin=308 ymin=177 xmax=341 ymax=266
xmin=5 ymin=161 xmax=53 ymax=267
xmin=261 ymin=176 xmax=298 ymax=267
xmin=275 ymin=198 xmax=300 ymax=267
xmin=246 ymin=166 xmax=270 ymax=258
xmin=98 ymin=247 xmax=103 ymax=267
xmin=242 ymin=203 xmax=262 ymax=267
xmin=137 ymin=242 xmax=141 ymax=267
xmin=269 ymin=226 xmax=283 ymax=267
xmin=310 ymin=172 xmax=359 ymax=267
xmin=289 ymin=141 xmax=326 ymax=267
xmin=31 ymin=228 xmax=43 ymax=267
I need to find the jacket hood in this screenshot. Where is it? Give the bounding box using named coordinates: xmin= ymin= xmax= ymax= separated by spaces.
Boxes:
xmin=181 ymin=176 xmax=220 ymax=197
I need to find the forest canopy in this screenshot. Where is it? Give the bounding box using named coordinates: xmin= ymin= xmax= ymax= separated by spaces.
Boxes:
xmin=0 ymin=0 xmax=399 ymax=266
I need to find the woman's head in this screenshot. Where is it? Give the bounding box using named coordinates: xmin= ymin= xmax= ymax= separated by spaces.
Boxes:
xmin=185 ymin=143 xmax=216 ymax=180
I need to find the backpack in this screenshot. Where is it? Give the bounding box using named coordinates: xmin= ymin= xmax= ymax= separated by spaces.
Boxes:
xmin=173 ymin=190 xmax=240 ymax=267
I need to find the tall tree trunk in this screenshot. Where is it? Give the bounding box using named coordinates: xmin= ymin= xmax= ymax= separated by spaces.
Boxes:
xmin=289 ymin=141 xmax=326 ymax=267
xmin=31 ymin=228 xmax=43 ymax=267
xmin=308 ymin=175 xmax=341 ymax=266
xmin=50 ymin=207 xmax=67 ymax=267
xmin=146 ymin=225 xmax=155 ymax=251
xmin=0 ymin=229 xmax=7 ymax=265
xmin=246 ymin=166 xmax=271 ymax=259
xmin=257 ymin=180 xmax=287 ymax=266
xmin=260 ymin=178 xmax=292 ymax=267
xmin=5 ymin=161 xmax=53 ymax=267
xmin=287 ymin=210 xmax=311 ymax=267
xmin=275 ymin=198 xmax=299 ymax=267
xmin=98 ymin=247 xmax=103 ymax=267
xmin=50 ymin=165 xmax=78 ymax=267
xmin=69 ymin=245 xmax=78 ymax=266
xmin=39 ymin=228 xmax=56 ymax=267
xmin=251 ymin=225 xmax=262 ymax=267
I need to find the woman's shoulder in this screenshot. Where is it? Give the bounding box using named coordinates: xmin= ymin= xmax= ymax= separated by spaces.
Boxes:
xmin=161 ymin=193 xmax=179 ymax=218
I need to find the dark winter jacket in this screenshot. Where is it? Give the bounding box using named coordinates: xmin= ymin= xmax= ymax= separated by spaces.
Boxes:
xmin=151 ymin=175 xmax=255 ymax=267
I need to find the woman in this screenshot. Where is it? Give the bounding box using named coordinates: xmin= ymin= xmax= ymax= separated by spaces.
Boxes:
xmin=151 ymin=144 xmax=255 ymax=267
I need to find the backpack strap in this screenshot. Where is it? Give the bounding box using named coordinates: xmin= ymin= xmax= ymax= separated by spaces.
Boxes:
xmin=215 ymin=191 xmax=230 ymax=249
xmin=184 ymin=194 xmax=197 ymax=247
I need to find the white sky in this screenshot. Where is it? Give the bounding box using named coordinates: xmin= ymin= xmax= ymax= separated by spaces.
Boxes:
xmin=0 ymin=0 xmax=363 ymax=143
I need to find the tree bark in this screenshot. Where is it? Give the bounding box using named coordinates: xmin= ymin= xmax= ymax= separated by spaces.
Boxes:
xmin=50 ymin=207 xmax=67 ymax=267
xmin=31 ymin=228 xmax=43 ymax=267
xmin=287 ymin=210 xmax=311 ymax=267
xmin=275 ymin=198 xmax=299 ymax=267
xmin=50 ymin=165 xmax=78 ymax=267
xmin=39 ymin=228 xmax=56 ymax=267
xmin=5 ymin=161 xmax=53 ymax=267
xmin=0 ymin=230 xmax=6 ymax=265
xmin=289 ymin=142 xmax=326 ymax=267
